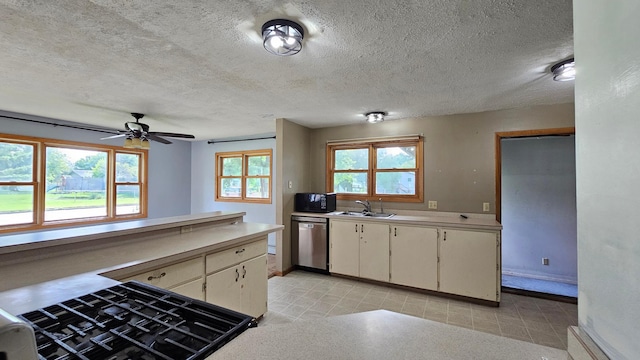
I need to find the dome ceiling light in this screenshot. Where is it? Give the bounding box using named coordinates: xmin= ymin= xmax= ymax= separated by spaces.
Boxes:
xmin=365 ymin=112 xmax=386 ymax=124
xmin=261 ymin=19 xmax=304 ymax=56
xmin=551 ymin=58 xmax=575 ymax=81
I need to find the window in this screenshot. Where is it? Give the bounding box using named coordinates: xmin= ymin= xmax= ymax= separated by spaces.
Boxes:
xmin=0 ymin=134 xmax=147 ymax=233
xmin=215 ymin=149 xmax=272 ymax=203
xmin=327 ymin=137 xmax=423 ymax=202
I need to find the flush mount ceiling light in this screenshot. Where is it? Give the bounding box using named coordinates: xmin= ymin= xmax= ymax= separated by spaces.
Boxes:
xmin=365 ymin=112 xmax=386 ymax=123
xmin=262 ymin=19 xmax=304 ymax=56
xmin=551 ymin=58 xmax=575 ymax=81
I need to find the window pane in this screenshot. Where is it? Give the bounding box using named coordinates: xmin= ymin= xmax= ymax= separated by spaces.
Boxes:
xmin=222 ymin=157 xmax=242 ymax=176
xmin=376 ymin=146 xmax=416 ymax=169
xmin=0 ymin=142 xmax=34 ymax=182
xmin=333 ymin=173 xmax=368 ymax=193
xmin=45 ymin=147 xmax=107 ymax=221
xmin=247 ymin=155 xmax=270 ymax=176
xmin=116 ymin=185 xmax=140 ymax=215
xmin=376 ymin=172 xmax=416 ymax=195
xmin=0 ymin=185 xmax=33 ymax=226
xmin=116 ymin=153 xmax=139 ymax=182
xmin=335 ymin=149 xmax=369 ymax=170
xmin=220 ymin=178 xmax=241 ymax=197
xmin=246 ymin=178 xmax=269 ymax=198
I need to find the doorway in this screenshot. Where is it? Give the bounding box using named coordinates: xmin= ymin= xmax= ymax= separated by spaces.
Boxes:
xmin=495 ymin=128 xmax=577 ymax=301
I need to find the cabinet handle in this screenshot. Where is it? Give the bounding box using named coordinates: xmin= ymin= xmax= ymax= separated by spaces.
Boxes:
xmin=235 ymin=248 xmax=245 ymax=254
xmin=242 ymin=265 xmax=246 ymax=278
xmin=443 ymin=231 xmax=447 ymax=241
xmin=355 ymin=224 xmax=358 ymax=232
xmin=235 ymin=268 xmax=239 ymax=282
xmin=394 ymin=227 xmax=397 ymax=237
xmin=361 ymin=224 xmax=364 ymax=233
xmin=147 ymin=272 xmax=166 ymax=281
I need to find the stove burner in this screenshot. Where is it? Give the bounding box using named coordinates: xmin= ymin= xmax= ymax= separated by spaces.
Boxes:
xmin=18 ymin=281 xmax=257 ymax=359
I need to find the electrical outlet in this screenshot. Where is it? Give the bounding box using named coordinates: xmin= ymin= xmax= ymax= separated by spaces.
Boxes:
xmin=542 ymin=257 xmax=549 ymax=265
xmin=180 ymin=225 xmax=192 ymax=234
xmin=428 ymin=201 xmax=437 ymax=209
xmin=483 ymin=202 xmax=490 ymax=212
xmin=288 ymin=180 xmax=293 ymax=189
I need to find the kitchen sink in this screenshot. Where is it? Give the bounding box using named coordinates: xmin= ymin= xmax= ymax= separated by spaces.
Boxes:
xmin=335 ymin=211 xmax=395 ymax=218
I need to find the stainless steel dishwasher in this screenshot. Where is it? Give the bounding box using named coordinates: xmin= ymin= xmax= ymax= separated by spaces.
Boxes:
xmin=292 ymin=215 xmax=329 ymax=272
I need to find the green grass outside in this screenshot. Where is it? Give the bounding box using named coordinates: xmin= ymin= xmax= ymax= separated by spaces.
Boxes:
xmin=0 ymin=192 xmax=139 ymax=212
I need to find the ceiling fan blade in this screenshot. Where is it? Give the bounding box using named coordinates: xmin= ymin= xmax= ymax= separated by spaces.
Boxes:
xmin=100 ymin=134 xmax=127 ymax=140
xmin=146 ymin=134 xmax=172 ymax=144
xmin=149 ymin=131 xmax=195 ymax=139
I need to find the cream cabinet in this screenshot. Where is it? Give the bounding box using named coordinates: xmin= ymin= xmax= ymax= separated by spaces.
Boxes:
xmin=119 ymin=257 xmax=204 ymax=300
xmin=329 ymin=220 xmax=360 ymax=276
xmin=358 ymin=222 xmax=390 ymax=282
xmin=330 ymin=219 xmax=389 ymax=281
xmin=205 ymin=239 xmax=268 ymax=318
xmin=390 ymin=225 xmax=438 ymax=291
xmin=439 ymin=228 xmax=500 ymax=301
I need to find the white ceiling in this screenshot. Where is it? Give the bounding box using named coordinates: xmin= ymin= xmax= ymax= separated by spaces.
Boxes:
xmin=0 ymin=0 xmax=574 ymax=141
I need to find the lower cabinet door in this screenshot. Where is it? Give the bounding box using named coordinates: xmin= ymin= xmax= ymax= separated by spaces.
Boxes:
xmin=205 ymin=255 xmax=268 ymax=318
xmin=439 ymin=229 xmax=498 ymax=301
xmin=169 ymin=278 xmax=204 ymax=301
xmin=240 ymin=254 xmax=268 ymax=318
xmin=359 ymin=222 xmax=390 ymax=282
xmin=390 ymin=225 xmax=438 ymax=290
xmin=205 ymin=265 xmax=243 ymax=313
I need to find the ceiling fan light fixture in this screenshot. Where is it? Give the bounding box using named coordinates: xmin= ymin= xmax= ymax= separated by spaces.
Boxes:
xmin=365 ymin=112 xmax=386 ymax=124
xmin=123 ymin=137 xmax=134 ymax=148
xmin=141 ymin=138 xmax=150 ymax=149
xmin=551 ymin=58 xmax=575 ymax=81
xmin=262 ymin=19 xmax=304 ymax=56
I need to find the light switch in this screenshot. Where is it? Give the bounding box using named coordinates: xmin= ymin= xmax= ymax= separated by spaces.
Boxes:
xmin=483 ymin=202 xmax=490 ymax=212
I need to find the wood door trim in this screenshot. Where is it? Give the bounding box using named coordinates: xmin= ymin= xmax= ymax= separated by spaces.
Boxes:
xmin=494 ymin=127 xmax=575 ymax=222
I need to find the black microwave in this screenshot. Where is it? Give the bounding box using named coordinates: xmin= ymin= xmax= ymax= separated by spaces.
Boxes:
xmin=295 ymin=193 xmax=337 ymax=213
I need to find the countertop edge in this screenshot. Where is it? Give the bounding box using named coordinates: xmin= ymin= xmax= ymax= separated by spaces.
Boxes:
xmin=0 ymin=211 xmax=246 ymax=255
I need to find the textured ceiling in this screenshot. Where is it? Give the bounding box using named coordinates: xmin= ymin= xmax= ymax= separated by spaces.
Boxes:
xmin=0 ymin=0 xmax=574 ymax=141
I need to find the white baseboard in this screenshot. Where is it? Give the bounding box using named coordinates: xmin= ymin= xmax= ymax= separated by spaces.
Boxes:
xmin=567 ymin=326 xmax=610 ymax=360
xmin=502 ymin=270 xmax=577 ymax=285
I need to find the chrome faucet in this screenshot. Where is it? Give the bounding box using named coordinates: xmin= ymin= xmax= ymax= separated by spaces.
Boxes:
xmin=379 ymin=198 xmax=384 ymax=214
xmin=355 ymin=200 xmax=371 ymax=213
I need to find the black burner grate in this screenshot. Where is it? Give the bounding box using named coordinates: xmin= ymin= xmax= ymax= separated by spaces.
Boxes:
xmin=18 ymin=281 xmax=257 ymax=360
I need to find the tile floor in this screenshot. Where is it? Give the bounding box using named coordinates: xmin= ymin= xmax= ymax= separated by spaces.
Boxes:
xmin=261 ymin=270 xmax=577 ymax=350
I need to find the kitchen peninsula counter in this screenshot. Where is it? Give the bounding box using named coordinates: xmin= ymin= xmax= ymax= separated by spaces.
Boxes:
xmin=209 ymin=310 xmax=567 ymax=360
xmin=0 ymin=211 xmax=283 ymax=314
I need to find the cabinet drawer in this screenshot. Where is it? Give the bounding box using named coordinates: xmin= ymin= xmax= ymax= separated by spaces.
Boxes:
xmin=206 ymin=239 xmax=267 ymax=274
xmin=121 ymin=257 xmax=203 ymax=289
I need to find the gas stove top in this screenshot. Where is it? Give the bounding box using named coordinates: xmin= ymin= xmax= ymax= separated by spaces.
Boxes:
xmin=17 ymin=281 xmax=257 ymax=360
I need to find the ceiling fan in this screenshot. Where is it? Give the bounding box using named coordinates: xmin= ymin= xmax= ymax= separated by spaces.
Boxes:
xmin=101 ymin=113 xmax=195 ymax=148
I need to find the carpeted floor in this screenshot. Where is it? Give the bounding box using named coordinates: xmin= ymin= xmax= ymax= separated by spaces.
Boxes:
xmin=502 ymin=274 xmax=577 ymax=298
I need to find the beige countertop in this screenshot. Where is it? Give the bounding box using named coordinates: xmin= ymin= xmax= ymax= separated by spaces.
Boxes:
xmin=292 ymin=210 xmax=502 ymax=231
xmin=0 ymin=211 xmax=246 ymax=255
xmin=0 ymin=213 xmax=283 ymax=313
xmin=209 ymin=310 xmax=566 ymax=360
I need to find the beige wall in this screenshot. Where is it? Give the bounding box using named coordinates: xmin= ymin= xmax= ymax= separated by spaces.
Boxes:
xmin=276 ymin=118 xmax=311 ymax=272
xmin=309 ymin=103 xmax=575 ymax=213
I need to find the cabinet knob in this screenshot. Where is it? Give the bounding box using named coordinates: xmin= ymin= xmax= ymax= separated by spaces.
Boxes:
xmin=147 ymin=272 xmax=166 ymax=281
